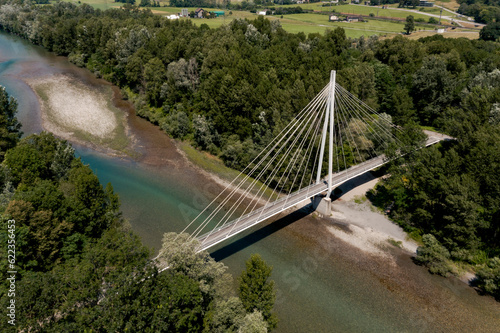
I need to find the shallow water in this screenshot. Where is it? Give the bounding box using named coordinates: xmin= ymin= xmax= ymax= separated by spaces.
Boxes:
xmin=1 ymin=30 xmax=499 ymax=332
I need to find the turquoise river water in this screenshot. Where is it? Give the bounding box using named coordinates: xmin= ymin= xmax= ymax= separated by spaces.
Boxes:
xmin=1 ymin=31 xmax=499 ymax=332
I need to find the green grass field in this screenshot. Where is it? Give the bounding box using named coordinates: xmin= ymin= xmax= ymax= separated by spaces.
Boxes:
xmin=278 ymin=3 xmax=449 ymax=22
xmin=58 ymin=0 xmax=449 ymax=37
xmin=146 ymin=10 xmax=431 ymax=37
xmin=146 ymin=3 xmax=450 ymax=36
xmin=279 ymin=13 xmax=430 ymax=36
xmin=58 ymin=0 xmax=120 ymax=10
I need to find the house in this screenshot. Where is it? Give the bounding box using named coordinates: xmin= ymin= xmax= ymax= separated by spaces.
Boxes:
xmin=345 ymin=16 xmax=361 ymax=22
xmin=329 ymin=14 xmax=339 ymax=21
xmin=181 ymin=8 xmax=188 ymax=17
xmin=195 ymin=8 xmax=205 ymax=18
xmin=419 ymin=0 xmax=434 ymax=6
xmin=258 ymin=11 xmax=267 ymax=15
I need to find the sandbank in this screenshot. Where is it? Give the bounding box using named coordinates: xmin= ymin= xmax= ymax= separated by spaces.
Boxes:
xmin=26 ymin=74 xmax=131 ymax=155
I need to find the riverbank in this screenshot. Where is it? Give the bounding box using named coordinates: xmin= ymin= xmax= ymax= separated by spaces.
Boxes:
xmin=329 ymin=172 xmax=418 ymax=256
xmin=325 ymin=171 xmax=479 ymax=286
xmin=175 ymin=140 xmax=279 ymax=204
xmin=26 ymin=71 xmax=425 ymax=267
xmin=26 ymin=68 xmax=479 ymax=291
xmin=3 ymin=28 xmax=499 ymax=333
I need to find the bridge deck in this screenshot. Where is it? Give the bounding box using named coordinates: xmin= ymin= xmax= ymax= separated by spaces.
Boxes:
xmin=196 ymin=132 xmax=450 ymax=252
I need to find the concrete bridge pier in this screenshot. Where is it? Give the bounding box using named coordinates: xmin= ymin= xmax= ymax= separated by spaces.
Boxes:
xmin=313 ymin=196 xmax=332 ymax=216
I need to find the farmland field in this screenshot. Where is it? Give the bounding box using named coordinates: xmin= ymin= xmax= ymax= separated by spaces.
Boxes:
xmin=58 ymin=0 xmax=120 ymax=10
xmin=280 ymin=13 xmax=429 ymax=35
xmin=58 ymin=0 xmax=455 ymax=37
xmin=147 ymin=8 xmax=435 ymax=37
xmin=406 ymin=30 xmax=479 ymax=39
xmin=277 ymin=3 xmax=448 ymax=21
xmin=434 ymin=0 xmax=461 ymax=11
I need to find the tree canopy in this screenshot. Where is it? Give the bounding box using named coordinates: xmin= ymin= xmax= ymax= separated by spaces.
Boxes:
xmin=0 ymin=86 xmax=21 ymax=162
xmin=239 ymin=254 xmax=278 ymax=331
xmin=480 ymin=22 xmax=500 ymax=41
xmin=404 ymin=15 xmax=415 ymax=35
xmin=0 ymin=133 xmax=276 ymax=331
xmin=0 ymin=0 xmax=499 ymax=300
xmin=458 ymin=0 xmax=500 ymax=24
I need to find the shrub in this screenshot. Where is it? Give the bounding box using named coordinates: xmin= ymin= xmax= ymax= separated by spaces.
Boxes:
xmin=415 ymin=234 xmax=455 ymax=276
xmin=428 ymin=17 xmax=438 ymax=24
xmin=475 ymin=257 xmax=500 ymax=300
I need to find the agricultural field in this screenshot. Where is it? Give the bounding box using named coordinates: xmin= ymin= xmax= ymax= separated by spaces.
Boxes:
xmin=405 ymin=29 xmax=479 ymax=39
xmin=278 ymin=13 xmax=431 ymax=36
xmin=277 ymin=3 xmax=448 ymax=22
xmin=149 ymin=6 xmax=443 ymax=37
xmin=59 ymin=0 xmax=455 ymax=37
xmin=434 ymin=0 xmax=461 ymax=11
xmin=59 ymin=0 xmax=121 ymax=10
xmin=151 ymin=11 xmax=430 ymax=37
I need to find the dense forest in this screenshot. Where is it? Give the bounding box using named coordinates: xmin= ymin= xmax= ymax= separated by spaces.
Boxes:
xmin=458 ymin=0 xmax=500 ymax=24
xmin=0 ymin=87 xmax=277 ymax=331
xmin=0 ymin=0 xmax=499 ymax=299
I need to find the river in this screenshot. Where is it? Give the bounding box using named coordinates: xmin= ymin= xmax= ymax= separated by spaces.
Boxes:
xmin=1 ymin=31 xmax=499 ymax=332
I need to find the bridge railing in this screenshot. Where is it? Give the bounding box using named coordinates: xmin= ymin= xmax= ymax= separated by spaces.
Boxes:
xmin=196 ymin=182 xmax=324 ymax=242
xmin=196 ymin=130 xmax=452 ymax=251
xmin=196 ymin=155 xmax=389 ymax=245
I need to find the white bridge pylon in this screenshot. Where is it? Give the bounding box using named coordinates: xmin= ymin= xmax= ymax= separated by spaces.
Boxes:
xmin=179 ymin=70 xmax=417 ymax=252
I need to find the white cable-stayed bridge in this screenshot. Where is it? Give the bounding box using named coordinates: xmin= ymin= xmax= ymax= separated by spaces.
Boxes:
xmin=180 ymin=71 xmax=451 ymax=253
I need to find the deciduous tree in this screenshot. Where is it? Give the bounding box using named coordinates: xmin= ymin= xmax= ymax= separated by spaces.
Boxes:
xmin=238 ymin=254 xmax=277 ymax=331
xmin=404 ymin=15 xmax=415 ymax=35
xmin=480 ymin=22 xmax=500 ymax=40
xmin=0 ymin=86 xmax=21 ymax=161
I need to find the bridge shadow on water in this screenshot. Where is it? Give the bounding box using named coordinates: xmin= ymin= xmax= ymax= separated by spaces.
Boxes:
xmin=210 ymin=203 xmax=315 ymax=261
xmin=210 ymin=170 xmax=382 ymax=261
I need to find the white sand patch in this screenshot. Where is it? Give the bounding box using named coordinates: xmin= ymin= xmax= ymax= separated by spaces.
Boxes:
xmin=31 ymin=75 xmax=117 ymax=139
xmin=333 ymin=201 xmax=418 ymax=254
xmin=329 ymin=201 xmax=418 ymax=251
xmin=287 ymin=172 xmax=419 ymax=258
xmin=327 ymin=224 xmax=394 ymax=259
xmin=293 ymin=171 xmax=419 ymax=258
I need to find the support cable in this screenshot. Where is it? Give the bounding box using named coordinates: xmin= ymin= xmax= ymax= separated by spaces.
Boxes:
xmin=198 ymin=88 xmax=329 ymax=242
